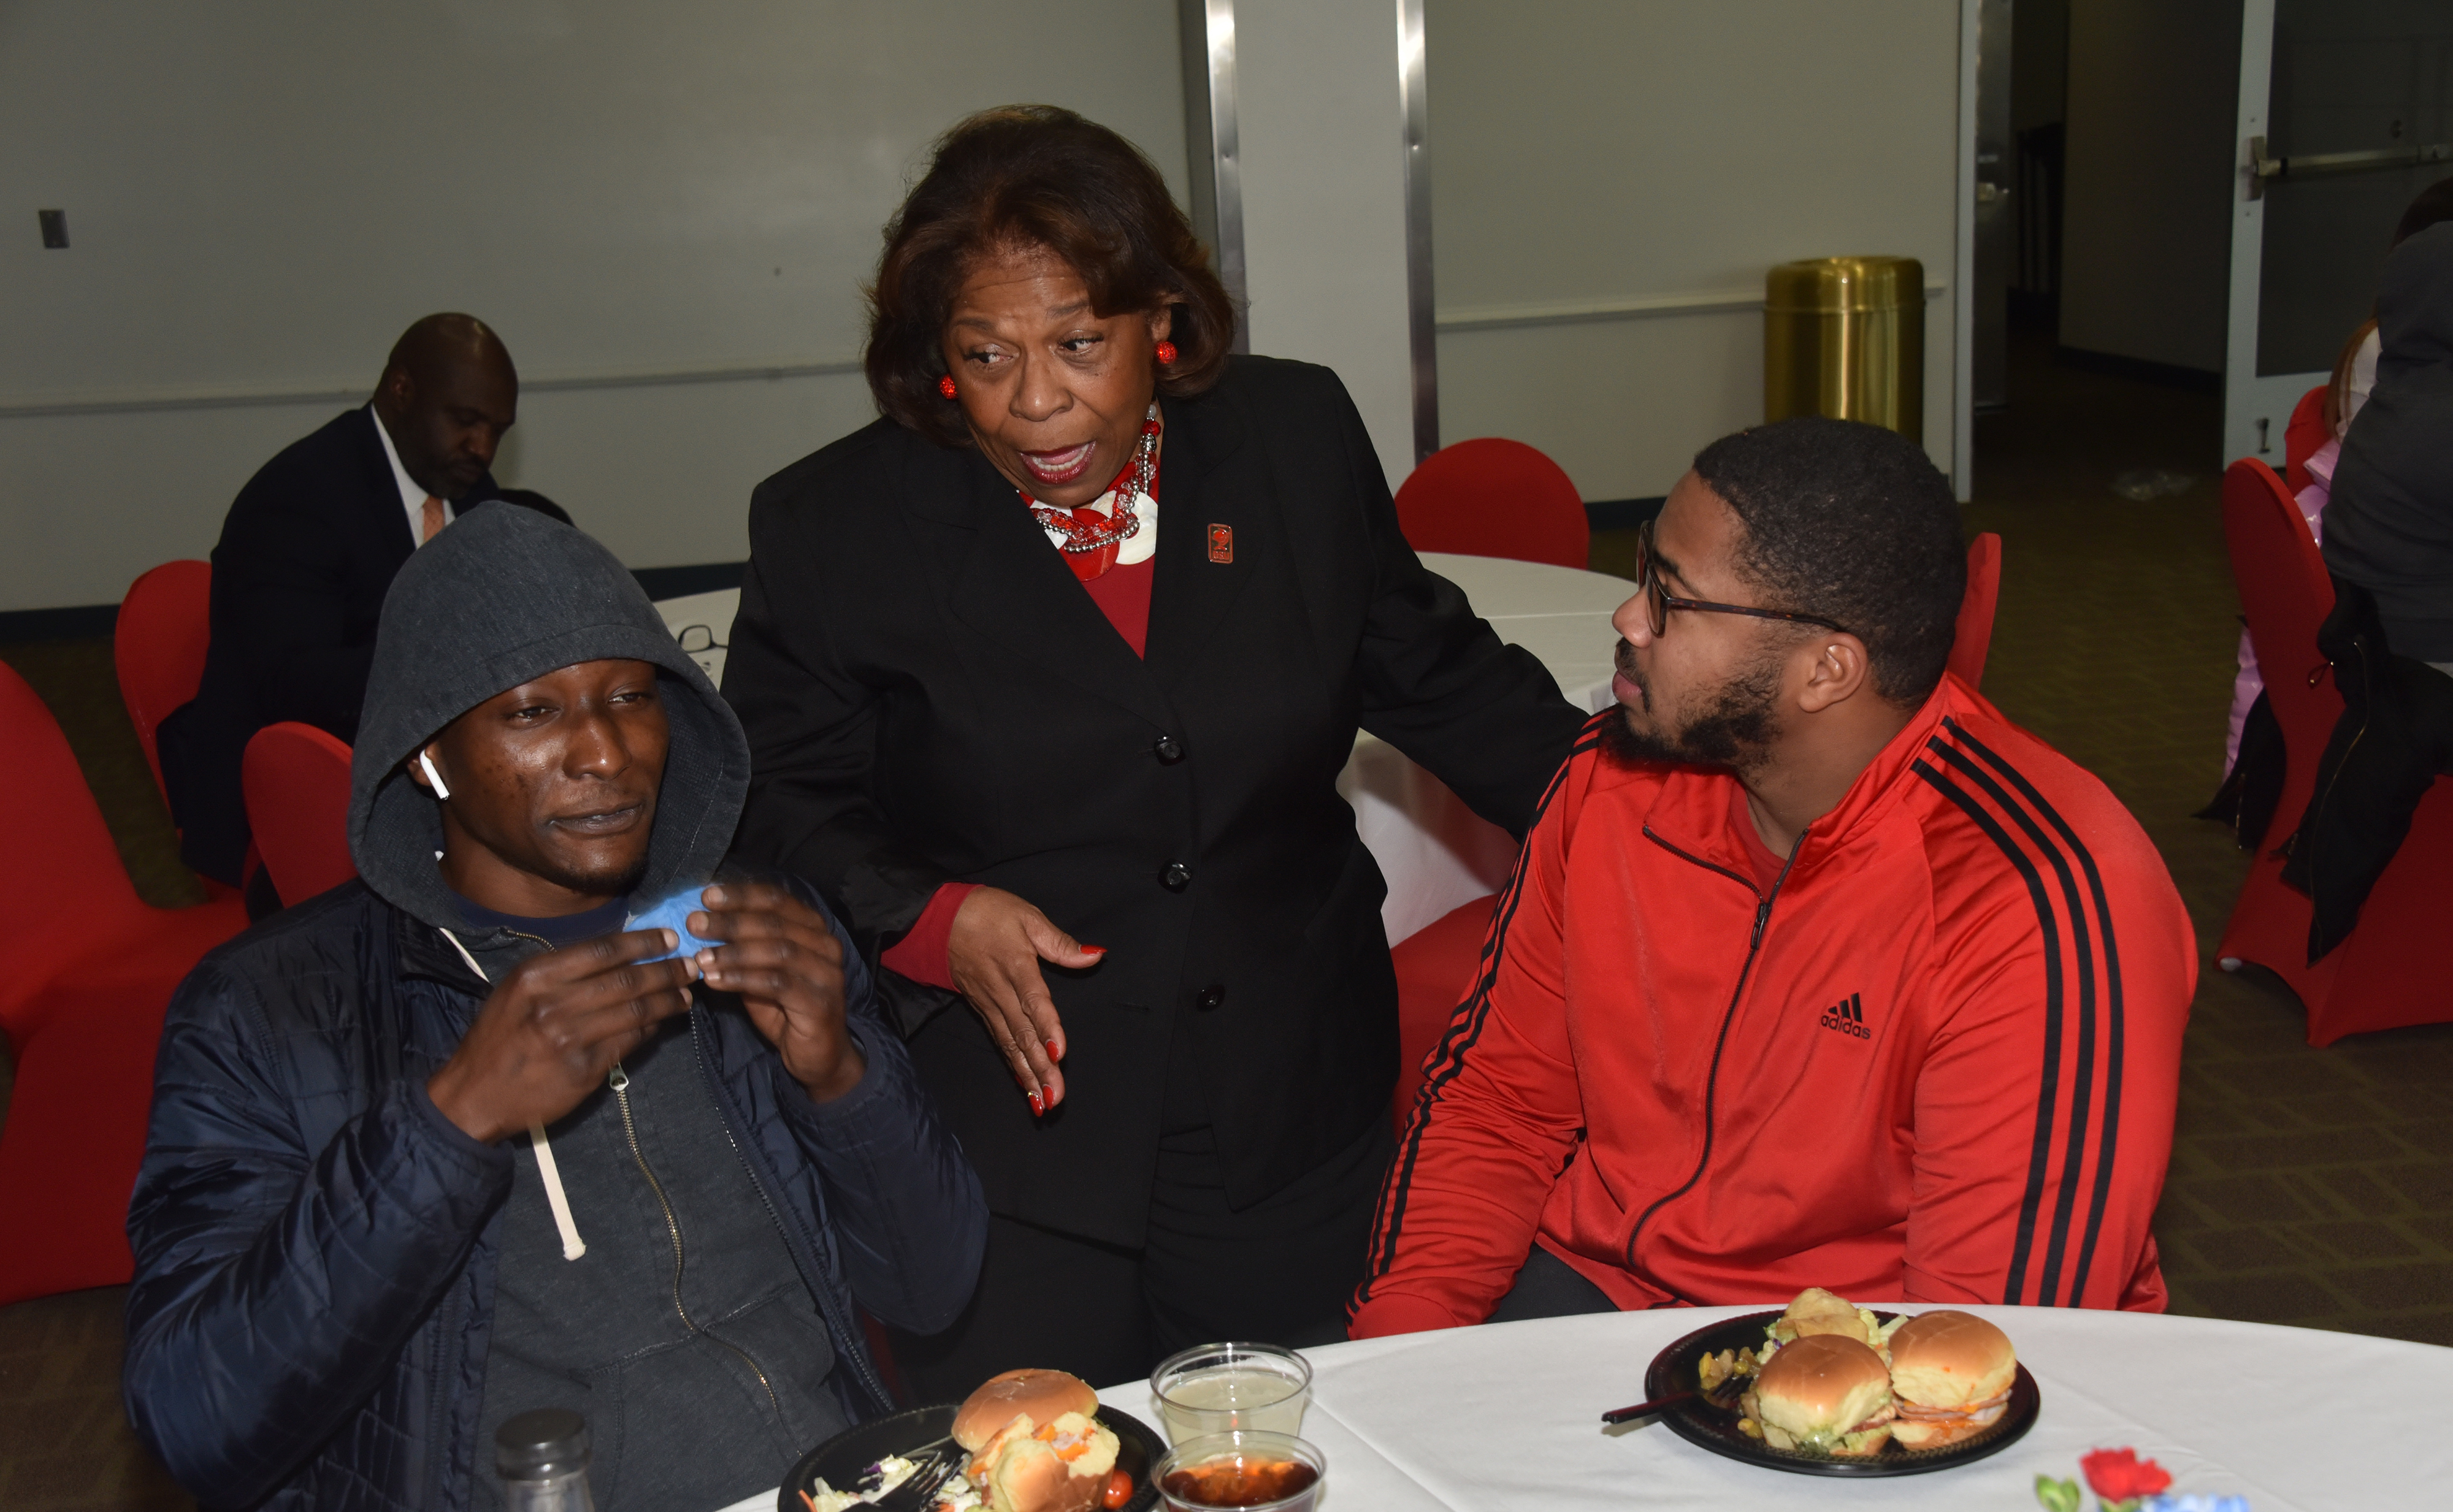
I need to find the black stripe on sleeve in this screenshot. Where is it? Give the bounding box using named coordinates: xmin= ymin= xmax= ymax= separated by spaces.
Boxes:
xmin=1353 ymin=722 xmax=1605 ymax=1307
xmin=1911 ymin=757 xmax=2064 ymax=1307
xmin=1946 ymin=717 xmax=2128 ymax=1306
xmin=1925 ymin=738 xmax=2097 ymax=1308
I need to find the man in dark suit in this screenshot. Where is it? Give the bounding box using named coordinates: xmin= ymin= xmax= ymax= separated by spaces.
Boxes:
xmin=161 ymin=313 xmax=567 ymax=891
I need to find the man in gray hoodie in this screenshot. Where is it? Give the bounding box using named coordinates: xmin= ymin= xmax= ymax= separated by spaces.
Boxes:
xmin=124 ymin=503 xmax=985 ymax=1512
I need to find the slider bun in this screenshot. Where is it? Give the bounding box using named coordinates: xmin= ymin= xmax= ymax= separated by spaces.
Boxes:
xmin=953 ymin=1369 xmax=1101 ymax=1451
xmin=1887 ymin=1310 xmax=2016 ymax=1410
xmin=1753 ymin=1334 xmax=1893 ymax=1454
xmin=1774 ymin=1286 xmax=1880 ymax=1348
xmin=980 ymin=1413 xmax=1118 ymax=1512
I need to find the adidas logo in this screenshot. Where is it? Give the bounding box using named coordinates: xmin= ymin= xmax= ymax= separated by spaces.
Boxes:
xmin=1818 ymin=992 xmax=1870 ymax=1039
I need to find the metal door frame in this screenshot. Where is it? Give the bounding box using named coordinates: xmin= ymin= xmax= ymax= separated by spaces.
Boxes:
xmin=2223 ymin=0 xmax=2325 ymax=466
xmin=1953 ymin=0 xmax=1980 ymax=500
xmin=1180 ymin=0 xmax=1247 ymax=353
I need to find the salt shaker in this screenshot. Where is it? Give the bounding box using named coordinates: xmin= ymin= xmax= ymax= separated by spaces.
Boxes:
xmin=496 ymin=1408 xmax=595 ymax=1511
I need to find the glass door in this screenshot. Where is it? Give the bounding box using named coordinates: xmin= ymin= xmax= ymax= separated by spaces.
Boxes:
xmin=2224 ymin=0 xmax=2452 ymax=464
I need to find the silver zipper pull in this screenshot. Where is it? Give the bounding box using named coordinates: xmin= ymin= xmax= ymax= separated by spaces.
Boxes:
xmin=608 ymin=1063 xmax=629 ymax=1092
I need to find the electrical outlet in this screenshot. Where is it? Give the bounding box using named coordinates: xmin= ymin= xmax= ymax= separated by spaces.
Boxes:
xmin=39 ymin=210 xmax=68 ymax=249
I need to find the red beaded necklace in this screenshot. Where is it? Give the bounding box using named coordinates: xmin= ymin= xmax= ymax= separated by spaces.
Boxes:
xmin=1021 ymin=405 xmax=1161 ymax=582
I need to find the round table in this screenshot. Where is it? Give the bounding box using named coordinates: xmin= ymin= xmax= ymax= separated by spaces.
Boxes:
xmin=1092 ymin=1307 xmax=2444 ymax=1510
xmin=653 ymin=552 xmax=1633 ymax=948
xmin=721 ymin=1306 xmax=2445 ymax=1511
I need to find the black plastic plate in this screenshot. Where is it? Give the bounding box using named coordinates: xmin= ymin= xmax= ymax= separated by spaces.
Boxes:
xmin=1636 ymin=1310 xmax=2040 ymax=1478
xmin=780 ymin=1402 xmax=1162 ymax=1511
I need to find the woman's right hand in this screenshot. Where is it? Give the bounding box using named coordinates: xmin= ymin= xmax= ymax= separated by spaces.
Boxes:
xmin=944 ymin=886 xmax=1104 ymax=1113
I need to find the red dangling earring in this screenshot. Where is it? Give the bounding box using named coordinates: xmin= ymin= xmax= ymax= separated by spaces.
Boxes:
xmin=938 ymin=374 xmax=959 ymax=399
xmin=1154 ymin=340 xmax=1179 ymax=367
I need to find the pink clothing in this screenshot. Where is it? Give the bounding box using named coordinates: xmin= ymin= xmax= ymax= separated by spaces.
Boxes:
xmin=2227 ymin=439 xmax=2336 ymax=767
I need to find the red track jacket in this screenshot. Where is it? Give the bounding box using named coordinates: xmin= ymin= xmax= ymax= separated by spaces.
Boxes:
xmin=1350 ymin=678 xmax=2194 ymax=1335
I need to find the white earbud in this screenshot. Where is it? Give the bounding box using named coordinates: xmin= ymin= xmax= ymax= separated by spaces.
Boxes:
xmin=418 ymin=751 xmax=451 ymax=801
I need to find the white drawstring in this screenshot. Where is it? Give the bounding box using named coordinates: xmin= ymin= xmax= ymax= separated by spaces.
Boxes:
xmin=439 ymin=927 xmax=587 ymax=1262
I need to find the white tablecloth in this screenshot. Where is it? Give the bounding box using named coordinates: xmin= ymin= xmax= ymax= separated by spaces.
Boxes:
xmin=722 ymin=1307 xmax=2447 ymax=1511
xmin=653 ymin=552 xmax=1629 ymax=949
xmin=1094 ymin=1308 xmax=2447 ymax=1510
xmin=1342 ymin=553 xmax=1626 ymax=943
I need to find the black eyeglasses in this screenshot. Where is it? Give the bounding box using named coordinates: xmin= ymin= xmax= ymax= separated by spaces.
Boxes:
xmin=1632 ymin=519 xmax=1848 ymax=639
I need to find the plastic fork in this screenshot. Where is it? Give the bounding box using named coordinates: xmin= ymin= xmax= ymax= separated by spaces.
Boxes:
xmin=870 ymin=1443 xmax=965 ymax=1512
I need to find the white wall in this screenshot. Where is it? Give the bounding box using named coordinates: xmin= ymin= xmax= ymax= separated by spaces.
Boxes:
xmin=1236 ymin=0 xmax=1419 ymax=490
xmin=2058 ymin=0 xmax=2243 ymax=375
xmin=1425 ymin=0 xmax=1965 ymax=503
xmin=0 ymin=1 xmax=1187 ymax=613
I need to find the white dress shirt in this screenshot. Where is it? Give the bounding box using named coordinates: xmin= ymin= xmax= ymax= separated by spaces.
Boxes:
xmin=369 ymin=408 xmax=451 ymax=546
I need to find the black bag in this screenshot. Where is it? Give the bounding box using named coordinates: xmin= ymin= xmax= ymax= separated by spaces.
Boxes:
xmin=2198 ymin=687 xmax=2286 ymax=850
xmin=2280 ymin=577 xmax=2453 ymax=963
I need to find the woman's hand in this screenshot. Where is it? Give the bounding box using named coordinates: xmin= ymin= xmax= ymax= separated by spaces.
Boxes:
xmin=945 ymin=886 xmax=1104 ymax=1113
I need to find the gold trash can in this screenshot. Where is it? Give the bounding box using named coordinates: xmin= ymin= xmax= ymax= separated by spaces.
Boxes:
xmin=1763 ymin=256 xmax=1923 ymax=442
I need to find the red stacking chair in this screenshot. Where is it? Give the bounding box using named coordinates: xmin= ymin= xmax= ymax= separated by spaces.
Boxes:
xmin=0 ymin=662 xmax=249 ymax=1306
xmin=2214 ymin=458 xmax=2453 ymax=1045
xmin=1389 ymin=896 xmax=1499 ymax=1137
xmin=242 ymin=722 xmax=358 ymax=907
xmin=2281 ymin=383 xmax=2329 ymax=497
xmin=1948 ymin=532 xmax=2003 ymax=692
xmin=1394 ymin=437 xmax=1590 ymax=569
xmin=113 ymin=560 xmax=213 ymax=809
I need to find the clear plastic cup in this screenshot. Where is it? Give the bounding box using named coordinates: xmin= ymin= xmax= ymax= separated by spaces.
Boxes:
xmin=1153 ymin=1430 xmax=1325 ymax=1512
xmin=1149 ymin=1342 xmax=1312 ymax=1445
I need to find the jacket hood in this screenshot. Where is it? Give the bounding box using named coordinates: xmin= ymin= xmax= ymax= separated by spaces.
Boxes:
xmin=347 ymin=502 xmax=748 ymax=931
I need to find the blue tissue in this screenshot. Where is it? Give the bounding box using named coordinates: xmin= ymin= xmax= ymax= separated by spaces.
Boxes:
xmin=627 ymin=887 xmax=721 ymax=962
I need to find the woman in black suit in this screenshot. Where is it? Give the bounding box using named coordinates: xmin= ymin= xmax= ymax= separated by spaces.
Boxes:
xmin=725 ymin=105 xmax=1586 ymax=1394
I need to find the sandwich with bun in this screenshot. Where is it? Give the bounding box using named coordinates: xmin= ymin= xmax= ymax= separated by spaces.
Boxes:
xmin=1744 ymin=1334 xmax=1896 ymax=1456
xmin=1884 ymin=1310 xmax=2016 ymax=1448
xmin=954 ymin=1369 xmax=1126 ymax=1512
xmin=1769 ymin=1286 xmax=1894 ymax=1356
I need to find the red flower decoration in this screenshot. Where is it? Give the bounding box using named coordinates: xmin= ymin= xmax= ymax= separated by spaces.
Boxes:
xmin=2080 ymin=1448 xmax=2172 ymax=1502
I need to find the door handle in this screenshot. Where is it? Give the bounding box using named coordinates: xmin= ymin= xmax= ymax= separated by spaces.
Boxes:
xmin=2249 ymin=134 xmax=2453 ymax=199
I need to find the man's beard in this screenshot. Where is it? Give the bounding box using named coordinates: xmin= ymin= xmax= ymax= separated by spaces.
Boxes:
xmin=530 ymin=847 xmax=653 ymax=901
xmin=1602 ymin=653 xmax=1784 ymax=774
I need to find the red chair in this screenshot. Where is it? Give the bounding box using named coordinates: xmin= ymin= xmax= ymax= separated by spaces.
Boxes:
xmin=0 ymin=662 xmax=249 ymax=1306
xmin=1389 ymin=895 xmax=1499 ymax=1136
xmin=1394 ymin=437 xmax=1590 ymax=569
xmin=114 ymin=560 xmax=213 ymax=809
xmin=242 ymin=722 xmax=358 ymax=907
xmin=1948 ymin=533 xmax=2002 ymax=692
xmin=2281 ymin=383 xmax=2330 ymax=497
xmin=2213 ymin=458 xmax=2453 ymax=1045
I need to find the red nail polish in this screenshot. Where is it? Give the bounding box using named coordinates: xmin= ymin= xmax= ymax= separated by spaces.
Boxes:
xmin=1082 ymin=945 xmax=1108 ymax=958
xmin=1027 ymin=1090 xmax=1043 ymax=1115
xmin=1046 ymin=1039 xmax=1063 ymax=1060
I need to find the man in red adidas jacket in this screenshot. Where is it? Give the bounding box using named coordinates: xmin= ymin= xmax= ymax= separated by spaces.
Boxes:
xmin=1350 ymin=418 xmax=2192 ymax=1335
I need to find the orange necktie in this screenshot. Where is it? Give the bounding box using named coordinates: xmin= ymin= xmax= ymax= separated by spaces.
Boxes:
xmin=421 ymin=495 xmax=446 ymax=543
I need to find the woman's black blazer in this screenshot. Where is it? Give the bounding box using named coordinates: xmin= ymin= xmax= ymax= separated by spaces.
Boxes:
xmin=725 ymin=356 xmax=1588 ymax=1247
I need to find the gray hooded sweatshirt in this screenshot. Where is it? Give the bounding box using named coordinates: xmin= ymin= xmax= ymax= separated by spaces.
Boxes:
xmin=350 ymin=500 xmax=751 ymax=947
xmin=126 ymin=502 xmax=985 ymax=1512
xmin=354 ymin=502 xmax=846 ymax=1509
